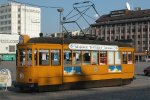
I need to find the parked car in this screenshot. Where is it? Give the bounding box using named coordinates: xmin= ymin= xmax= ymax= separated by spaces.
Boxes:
xmin=144 ymin=66 xmax=150 ymax=76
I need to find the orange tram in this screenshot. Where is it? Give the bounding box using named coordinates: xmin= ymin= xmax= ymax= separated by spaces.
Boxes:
xmin=14 ymin=35 xmax=134 ymax=91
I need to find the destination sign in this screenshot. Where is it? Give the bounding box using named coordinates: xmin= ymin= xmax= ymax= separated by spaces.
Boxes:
xmin=69 ymin=43 xmax=118 ymax=51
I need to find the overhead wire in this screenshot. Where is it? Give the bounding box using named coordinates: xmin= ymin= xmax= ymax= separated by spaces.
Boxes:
xmin=7 ymin=0 xmax=62 ymax=9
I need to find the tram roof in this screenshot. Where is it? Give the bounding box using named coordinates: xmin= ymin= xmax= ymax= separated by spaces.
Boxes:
xmin=28 ymin=37 xmax=132 ymax=47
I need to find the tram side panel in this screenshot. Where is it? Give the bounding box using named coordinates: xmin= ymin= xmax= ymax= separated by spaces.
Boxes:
xmin=62 ymin=48 xmax=134 ymax=84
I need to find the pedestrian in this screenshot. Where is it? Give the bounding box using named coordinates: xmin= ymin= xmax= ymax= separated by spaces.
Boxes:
xmin=11 ymin=57 xmax=13 ymax=61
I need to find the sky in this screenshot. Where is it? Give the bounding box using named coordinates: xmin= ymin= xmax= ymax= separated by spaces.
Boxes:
xmin=0 ymin=0 xmax=150 ymax=34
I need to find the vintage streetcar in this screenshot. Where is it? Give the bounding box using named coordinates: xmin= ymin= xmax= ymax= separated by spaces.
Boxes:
xmin=14 ymin=35 xmax=134 ymax=91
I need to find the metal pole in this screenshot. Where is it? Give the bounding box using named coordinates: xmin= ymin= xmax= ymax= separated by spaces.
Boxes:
xmin=57 ymin=8 xmax=64 ymax=85
xmin=57 ymin=8 xmax=64 ymax=37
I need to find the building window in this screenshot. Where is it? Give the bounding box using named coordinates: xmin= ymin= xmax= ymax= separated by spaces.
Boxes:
xmin=132 ymin=35 xmax=135 ymax=38
xmin=138 ymin=28 xmax=141 ymax=32
xmin=18 ymin=14 xmax=21 ymax=18
xmin=8 ymin=8 xmax=11 ymax=12
xmin=5 ymin=9 xmax=7 ymax=13
xmin=1 ymin=16 xmax=4 ymax=19
xmin=8 ymin=26 xmax=11 ymax=30
xmin=143 ymin=47 xmax=147 ymax=50
xmin=18 ymin=20 xmax=21 ymax=24
xmin=9 ymin=45 xmax=15 ymax=52
xmin=121 ymin=28 xmax=125 ymax=33
xmin=1 ymin=10 xmax=4 ymax=13
xmin=111 ymin=36 xmax=114 ymax=40
xmin=138 ymin=35 xmax=140 ymax=38
xmin=8 ymin=21 xmax=11 ymax=24
xmin=132 ymin=29 xmax=135 ymax=32
xmin=18 ymin=26 xmax=20 ymax=30
xmin=1 ymin=21 xmax=4 ymax=25
xmin=6 ymin=47 xmax=8 ymax=50
xmin=121 ymin=36 xmax=124 ymax=39
xmin=8 ymin=14 xmax=11 ymax=18
xmin=18 ymin=8 xmax=21 ymax=12
xmin=143 ymin=28 xmax=147 ymax=32
xmin=143 ymin=35 xmax=147 ymax=38
xmin=143 ymin=41 xmax=147 ymax=44
xmin=127 ymin=29 xmax=130 ymax=33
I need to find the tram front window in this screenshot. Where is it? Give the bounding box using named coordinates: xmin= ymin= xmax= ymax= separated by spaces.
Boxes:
xmin=19 ymin=49 xmax=25 ymax=66
xmin=27 ymin=49 xmax=32 ymax=66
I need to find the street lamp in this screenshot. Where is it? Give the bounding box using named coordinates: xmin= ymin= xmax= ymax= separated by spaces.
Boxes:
xmin=57 ymin=8 xmax=64 ymax=37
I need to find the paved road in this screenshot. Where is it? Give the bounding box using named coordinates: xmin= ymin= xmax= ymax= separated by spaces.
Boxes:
xmin=0 ymin=61 xmax=149 ymax=100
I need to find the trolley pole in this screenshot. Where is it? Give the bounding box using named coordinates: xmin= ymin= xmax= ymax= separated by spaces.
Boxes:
xmin=57 ymin=8 xmax=64 ymax=38
xmin=57 ymin=8 xmax=64 ymax=84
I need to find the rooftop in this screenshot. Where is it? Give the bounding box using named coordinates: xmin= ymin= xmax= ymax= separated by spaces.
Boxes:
xmin=91 ymin=9 xmax=150 ymax=26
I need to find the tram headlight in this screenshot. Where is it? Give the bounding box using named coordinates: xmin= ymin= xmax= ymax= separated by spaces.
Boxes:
xmin=19 ymin=73 xmax=24 ymax=79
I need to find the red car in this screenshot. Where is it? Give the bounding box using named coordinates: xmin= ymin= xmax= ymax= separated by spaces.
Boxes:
xmin=144 ymin=66 xmax=150 ymax=76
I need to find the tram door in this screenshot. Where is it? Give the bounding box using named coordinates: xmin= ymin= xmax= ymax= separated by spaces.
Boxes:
xmin=37 ymin=49 xmax=63 ymax=86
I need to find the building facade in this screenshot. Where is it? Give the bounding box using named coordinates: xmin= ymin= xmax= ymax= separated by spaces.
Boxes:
xmin=0 ymin=2 xmax=41 ymax=60
xmin=91 ymin=9 xmax=150 ymax=61
xmin=0 ymin=2 xmax=41 ymax=37
xmin=0 ymin=34 xmax=19 ymax=61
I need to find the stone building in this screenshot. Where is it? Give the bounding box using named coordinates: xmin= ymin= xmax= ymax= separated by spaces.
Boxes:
xmin=91 ymin=9 xmax=150 ymax=61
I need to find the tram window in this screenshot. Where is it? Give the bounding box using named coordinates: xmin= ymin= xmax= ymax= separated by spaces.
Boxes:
xmin=83 ymin=51 xmax=90 ymax=65
xmin=91 ymin=51 xmax=98 ymax=65
xmin=19 ymin=49 xmax=26 ymax=66
xmin=39 ymin=50 xmax=50 ymax=66
xmin=122 ymin=52 xmax=127 ymax=64
xmin=115 ymin=52 xmax=121 ymax=65
xmin=34 ymin=49 xmax=37 ymax=66
xmin=99 ymin=51 xmax=107 ymax=65
xmin=27 ymin=49 xmax=32 ymax=66
xmin=73 ymin=51 xmax=81 ymax=65
xmin=51 ymin=50 xmax=60 ymax=66
xmin=108 ymin=51 xmax=114 ymax=65
xmin=128 ymin=52 xmax=133 ymax=64
xmin=64 ymin=50 xmax=72 ymax=65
